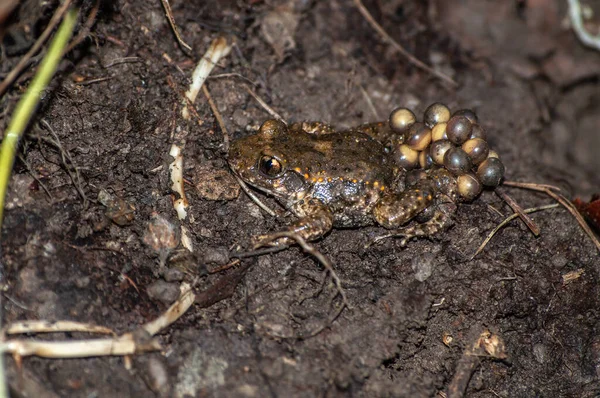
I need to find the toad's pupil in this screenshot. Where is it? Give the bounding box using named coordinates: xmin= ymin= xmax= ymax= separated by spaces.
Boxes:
xmin=259 ymin=156 xmax=282 ymax=177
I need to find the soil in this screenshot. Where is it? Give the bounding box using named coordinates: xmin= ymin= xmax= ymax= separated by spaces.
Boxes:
xmin=1 ymin=0 xmax=600 ymax=397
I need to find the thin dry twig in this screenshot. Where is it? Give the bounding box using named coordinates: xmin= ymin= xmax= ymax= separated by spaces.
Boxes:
xmin=64 ymin=0 xmax=100 ymax=54
xmin=0 ymin=0 xmax=73 ymax=98
xmin=244 ymin=85 xmax=286 ymax=123
xmin=495 ymin=187 xmax=540 ymax=236
xmin=232 ymin=174 xmax=278 ymax=217
xmin=352 ymin=0 xmax=458 ymax=87
xmin=0 ymin=283 xmax=195 ymax=360
xmin=209 ymin=72 xmax=260 ymax=87
xmin=159 ymin=0 xmax=192 ymax=52
xmin=502 ymin=181 xmax=562 ymax=192
xmin=39 ymin=119 xmax=88 ymax=208
xmin=446 ymin=329 xmax=507 ymax=398
xmin=103 ymin=57 xmax=142 ymax=68
xmin=261 ymin=231 xmax=349 ymax=339
xmin=503 ymin=181 xmax=600 ymax=253
xmin=471 ymin=204 xmax=559 ymax=259
xmin=202 ymin=84 xmax=230 ymax=152
xmin=4 ymin=321 xmax=115 ymax=336
xmin=267 ymin=232 xmax=347 ymax=301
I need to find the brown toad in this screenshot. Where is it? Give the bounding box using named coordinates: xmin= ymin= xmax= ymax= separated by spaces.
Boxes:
xmin=228 ymin=118 xmax=459 ymax=247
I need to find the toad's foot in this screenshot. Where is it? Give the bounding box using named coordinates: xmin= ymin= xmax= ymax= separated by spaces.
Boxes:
xmin=251 ymin=201 xmax=334 ymax=249
xmin=368 ymin=202 xmax=456 ymax=247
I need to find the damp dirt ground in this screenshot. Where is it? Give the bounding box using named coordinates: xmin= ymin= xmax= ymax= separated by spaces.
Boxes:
xmin=1 ymin=1 xmax=600 ymax=397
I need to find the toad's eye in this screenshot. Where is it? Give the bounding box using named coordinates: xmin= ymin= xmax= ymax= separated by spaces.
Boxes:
xmin=258 ymin=155 xmax=284 ymax=178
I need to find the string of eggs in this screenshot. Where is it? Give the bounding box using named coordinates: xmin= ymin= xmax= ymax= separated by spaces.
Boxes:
xmin=388 ymin=103 xmax=505 ymax=201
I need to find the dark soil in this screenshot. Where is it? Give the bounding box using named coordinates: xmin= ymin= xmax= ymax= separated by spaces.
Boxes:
xmin=1 ymin=0 xmax=600 ymax=397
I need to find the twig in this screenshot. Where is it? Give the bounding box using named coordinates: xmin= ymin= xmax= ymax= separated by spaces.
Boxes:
xmin=447 ymin=329 xmax=507 ymax=398
xmin=567 ymin=0 xmax=600 ymax=50
xmin=209 ymin=72 xmax=260 ymax=86
xmin=159 ymin=0 xmax=192 ymax=53
xmin=0 ymin=283 xmax=195 ymax=359
xmin=4 ymin=321 xmax=114 ymax=336
xmin=258 ymin=231 xmax=349 ymax=339
xmin=104 ymin=57 xmax=142 ymax=68
xmin=232 ymin=174 xmax=278 ymax=217
xmin=495 ymin=187 xmax=540 ymax=236
xmin=471 ymin=204 xmax=559 ymax=259
xmin=64 ymin=0 xmax=100 ymax=54
xmin=352 ymin=0 xmax=458 ymax=87
xmin=39 ymin=119 xmax=88 ymax=208
xmin=502 ymin=181 xmax=562 ymax=192
xmin=182 ymin=37 xmax=231 ymax=119
xmin=202 ymin=84 xmax=230 ymax=153
xmin=0 ymin=6 xmax=79 ymax=227
xmin=244 ymin=85 xmax=286 ymax=123
xmin=266 ymin=232 xmax=348 ymax=308
xmin=0 ymin=0 xmax=74 ymax=98
xmin=503 ymin=181 xmax=600 ymax=253
xmin=17 ymin=153 xmax=53 ymax=200
xmin=359 ymin=84 xmax=380 ymax=120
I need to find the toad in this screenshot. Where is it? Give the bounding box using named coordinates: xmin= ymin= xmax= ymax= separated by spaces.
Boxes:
xmin=228 ymin=105 xmax=504 ymax=247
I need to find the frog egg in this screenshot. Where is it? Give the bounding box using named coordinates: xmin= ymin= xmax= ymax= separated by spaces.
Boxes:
xmin=457 ymin=173 xmax=483 ymax=201
xmin=424 ymin=103 xmax=450 ymax=127
xmin=389 ymin=107 xmax=416 ymax=133
xmin=452 ymin=109 xmax=479 ymax=124
xmin=431 ymin=122 xmax=448 ymax=141
xmin=461 ymin=138 xmax=489 ymax=165
xmin=405 ymin=169 xmax=427 ymax=187
xmin=469 ymin=124 xmax=487 ymax=140
xmin=476 ymin=157 xmax=505 ymax=187
xmin=393 ymin=144 xmax=419 ymax=169
xmin=446 ymin=115 xmax=473 ymax=145
xmin=443 ymin=147 xmax=473 ymax=176
xmin=406 ymin=123 xmax=432 ymax=151
xmin=430 ymin=139 xmax=453 ymax=165
xmin=419 ymin=150 xmax=434 ymax=169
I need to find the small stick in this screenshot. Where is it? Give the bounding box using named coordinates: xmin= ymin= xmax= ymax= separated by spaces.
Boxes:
xmin=64 ymin=0 xmax=100 ymax=55
xmin=352 ymin=0 xmax=458 ymax=87
xmin=208 ymin=258 xmax=240 ymax=274
xmin=202 ymin=84 xmax=230 ymax=153
xmin=244 ymin=85 xmax=286 ymax=123
xmin=471 ymin=204 xmax=559 ymax=259
xmin=182 ymin=37 xmax=231 ymax=119
xmin=502 ymin=180 xmax=562 ymax=192
xmin=159 ymin=0 xmax=192 ymax=52
xmin=503 ymin=181 xmax=600 ymax=253
xmin=447 ymin=329 xmax=507 ymax=398
xmin=495 ymin=187 xmax=540 ymax=236
xmin=264 ymin=231 xmax=349 ymax=309
xmin=0 ymin=0 xmax=73 ymax=97
xmin=4 ymin=321 xmax=114 ymax=336
xmin=209 ymin=72 xmax=260 ymax=86
xmin=232 ymin=174 xmax=277 ymax=217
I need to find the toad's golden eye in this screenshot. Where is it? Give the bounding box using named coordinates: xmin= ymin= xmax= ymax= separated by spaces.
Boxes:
xmin=258 ymin=155 xmax=284 ymax=178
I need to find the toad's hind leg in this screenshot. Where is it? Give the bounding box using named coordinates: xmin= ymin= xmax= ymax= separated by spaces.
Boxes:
xmin=371 ymin=202 xmax=456 ymax=247
xmin=373 ymin=181 xmax=436 ymax=229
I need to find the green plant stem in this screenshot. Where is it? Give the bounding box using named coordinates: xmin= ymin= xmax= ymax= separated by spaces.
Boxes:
xmin=0 ymin=8 xmax=78 ymax=229
xmin=0 ymin=7 xmax=77 ymax=398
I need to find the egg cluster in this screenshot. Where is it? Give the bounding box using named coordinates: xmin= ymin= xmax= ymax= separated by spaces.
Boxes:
xmin=388 ymin=103 xmax=505 ymax=202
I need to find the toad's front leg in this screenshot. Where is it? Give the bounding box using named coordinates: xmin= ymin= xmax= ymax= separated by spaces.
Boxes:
xmin=252 ymin=199 xmax=334 ymax=248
